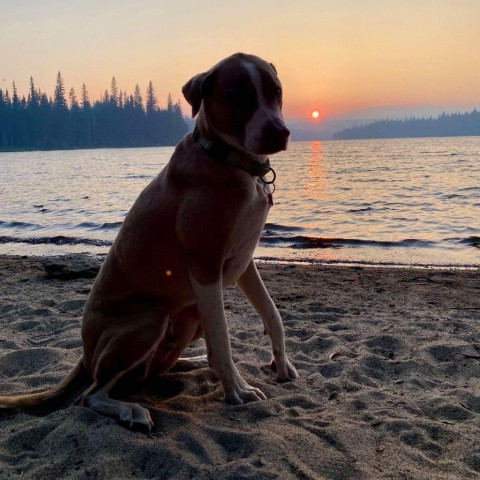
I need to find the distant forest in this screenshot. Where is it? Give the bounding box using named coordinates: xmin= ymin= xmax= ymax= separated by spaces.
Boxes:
xmin=0 ymin=73 xmax=188 ymax=150
xmin=334 ymin=109 xmax=480 ymax=140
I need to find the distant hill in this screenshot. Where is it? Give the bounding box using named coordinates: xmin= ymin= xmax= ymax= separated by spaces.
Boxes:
xmin=288 ymin=117 xmax=392 ymax=141
xmin=333 ymin=109 xmax=480 ymax=140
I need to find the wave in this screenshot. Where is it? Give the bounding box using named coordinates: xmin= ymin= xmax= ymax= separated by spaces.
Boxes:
xmin=0 ymin=235 xmax=112 ymax=247
xmin=0 ymin=220 xmax=43 ymax=231
xmin=76 ymin=221 xmax=123 ymax=231
xmin=260 ymin=223 xmax=480 ymax=250
xmin=260 ymin=235 xmax=438 ymax=249
xmin=124 ymin=174 xmax=152 ymax=179
xmin=440 ymin=193 xmax=468 ymax=200
xmin=261 ymin=223 xmax=442 ymax=249
xmin=263 ymin=223 xmax=303 ymax=233
xmin=445 ymin=236 xmax=480 ymax=248
xmin=1 ymin=219 xmax=123 ymax=233
xmin=0 ymin=232 xmax=435 ymax=250
xmin=0 ymin=221 xmax=477 ymax=252
xmin=348 ymin=206 xmax=374 ymax=214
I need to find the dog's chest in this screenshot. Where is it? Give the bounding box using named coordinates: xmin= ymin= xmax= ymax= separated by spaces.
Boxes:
xmin=222 ymin=183 xmax=270 ymax=284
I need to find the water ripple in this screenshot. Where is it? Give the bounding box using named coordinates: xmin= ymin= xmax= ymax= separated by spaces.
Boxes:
xmin=0 ymin=139 xmax=479 ymax=265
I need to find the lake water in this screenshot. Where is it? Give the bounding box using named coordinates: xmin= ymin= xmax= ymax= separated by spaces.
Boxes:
xmin=1 ymin=137 xmax=479 ymax=267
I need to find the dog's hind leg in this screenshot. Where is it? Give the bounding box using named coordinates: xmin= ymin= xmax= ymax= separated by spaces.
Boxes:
xmin=79 ymin=338 xmax=161 ymax=430
xmin=81 ymin=385 xmax=154 ymax=430
xmin=237 ymin=260 xmax=298 ymax=381
xmin=173 ymin=355 xmax=208 ymax=371
xmin=150 ymin=304 xmax=207 ymax=375
xmin=79 ymin=311 xmax=169 ymax=429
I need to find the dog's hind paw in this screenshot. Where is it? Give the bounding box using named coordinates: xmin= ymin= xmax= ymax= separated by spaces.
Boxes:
xmin=86 ymin=393 xmax=154 ymax=431
xmin=118 ymin=402 xmax=154 ymax=431
xmin=173 ymin=354 xmax=209 ymax=371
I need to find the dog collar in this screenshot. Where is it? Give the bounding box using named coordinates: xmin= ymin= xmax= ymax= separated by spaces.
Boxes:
xmin=192 ymin=127 xmax=275 ymax=179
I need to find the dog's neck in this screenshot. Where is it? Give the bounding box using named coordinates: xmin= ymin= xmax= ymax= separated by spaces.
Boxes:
xmin=192 ymin=124 xmax=271 ymax=178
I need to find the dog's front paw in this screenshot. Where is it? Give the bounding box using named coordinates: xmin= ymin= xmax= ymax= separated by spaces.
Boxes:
xmin=224 ymin=376 xmax=267 ymax=405
xmin=270 ymin=357 xmax=299 ymax=382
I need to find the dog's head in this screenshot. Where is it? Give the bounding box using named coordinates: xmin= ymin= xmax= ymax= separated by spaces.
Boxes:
xmin=182 ymin=53 xmax=290 ymax=156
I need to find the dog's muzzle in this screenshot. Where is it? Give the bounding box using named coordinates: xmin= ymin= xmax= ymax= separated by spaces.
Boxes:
xmin=258 ymin=121 xmax=290 ymax=154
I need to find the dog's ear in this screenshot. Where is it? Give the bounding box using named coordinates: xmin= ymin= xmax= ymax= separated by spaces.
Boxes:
xmin=182 ymin=72 xmax=213 ymax=118
xmin=269 ymin=63 xmax=278 ymax=75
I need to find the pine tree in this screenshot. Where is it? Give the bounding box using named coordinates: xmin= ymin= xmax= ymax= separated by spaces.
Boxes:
xmin=54 ymin=72 xmax=67 ymax=110
xmin=12 ymin=81 xmax=19 ymax=107
xmin=10 ymin=83 xmax=29 ymax=147
xmin=28 ymin=77 xmax=38 ymax=107
xmin=133 ymin=84 xmax=143 ymax=110
xmin=0 ymin=73 xmax=189 ymax=150
xmin=80 ymin=83 xmax=90 ymax=109
xmin=4 ymin=89 xmax=11 ymax=106
xmin=110 ymin=76 xmax=119 ymax=106
xmin=69 ymin=87 xmax=78 ymax=109
xmin=0 ymin=89 xmax=6 ymax=147
xmin=52 ymin=72 xmax=69 ymax=147
xmin=79 ymin=83 xmax=93 ymax=146
xmin=146 ymin=81 xmax=157 ymax=115
xmin=37 ymin=92 xmax=53 ymax=149
xmin=27 ymin=77 xmax=40 ymax=147
xmin=69 ymin=87 xmax=80 ymax=145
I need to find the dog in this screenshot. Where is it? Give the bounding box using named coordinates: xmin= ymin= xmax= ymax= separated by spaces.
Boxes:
xmin=0 ymin=53 xmax=298 ymax=430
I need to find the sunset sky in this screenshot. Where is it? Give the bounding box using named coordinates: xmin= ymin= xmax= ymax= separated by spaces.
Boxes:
xmin=2 ymin=0 xmax=479 ymax=121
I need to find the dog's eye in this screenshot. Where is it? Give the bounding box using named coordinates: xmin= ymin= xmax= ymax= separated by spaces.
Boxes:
xmin=275 ymin=87 xmax=282 ymax=98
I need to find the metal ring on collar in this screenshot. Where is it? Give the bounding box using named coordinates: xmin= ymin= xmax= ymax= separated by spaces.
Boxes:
xmin=261 ymin=167 xmax=276 ymax=185
xmin=263 ymin=182 xmax=276 ymax=195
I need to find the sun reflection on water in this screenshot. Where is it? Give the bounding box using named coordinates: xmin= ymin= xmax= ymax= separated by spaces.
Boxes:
xmin=305 ymin=141 xmax=326 ymax=202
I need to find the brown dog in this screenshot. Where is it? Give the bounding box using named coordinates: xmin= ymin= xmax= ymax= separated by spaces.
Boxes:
xmin=0 ymin=53 xmax=297 ymax=429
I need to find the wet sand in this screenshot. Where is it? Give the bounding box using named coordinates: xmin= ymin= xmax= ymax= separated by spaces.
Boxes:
xmin=0 ymin=254 xmax=479 ymax=479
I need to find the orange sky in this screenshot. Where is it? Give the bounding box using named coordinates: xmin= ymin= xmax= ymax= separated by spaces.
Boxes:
xmin=1 ymin=0 xmax=479 ymax=120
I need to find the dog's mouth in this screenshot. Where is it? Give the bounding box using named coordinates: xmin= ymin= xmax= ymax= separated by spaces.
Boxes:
xmin=254 ymin=125 xmax=290 ymax=155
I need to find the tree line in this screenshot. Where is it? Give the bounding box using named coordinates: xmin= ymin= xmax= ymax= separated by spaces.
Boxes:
xmin=333 ymin=109 xmax=480 ymax=140
xmin=0 ymin=73 xmax=188 ymax=150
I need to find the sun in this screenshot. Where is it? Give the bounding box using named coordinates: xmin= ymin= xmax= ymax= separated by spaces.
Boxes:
xmin=311 ymin=110 xmax=320 ymax=119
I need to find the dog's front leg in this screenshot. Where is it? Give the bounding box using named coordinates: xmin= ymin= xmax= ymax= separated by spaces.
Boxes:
xmin=189 ymin=275 xmax=267 ymax=404
xmin=237 ymin=260 xmax=298 ymax=381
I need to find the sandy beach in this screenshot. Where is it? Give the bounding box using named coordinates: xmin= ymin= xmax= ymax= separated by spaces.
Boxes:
xmin=0 ymin=254 xmax=479 ymax=479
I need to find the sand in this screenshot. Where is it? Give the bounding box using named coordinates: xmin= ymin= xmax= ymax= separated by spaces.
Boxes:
xmin=0 ymin=254 xmax=479 ymax=479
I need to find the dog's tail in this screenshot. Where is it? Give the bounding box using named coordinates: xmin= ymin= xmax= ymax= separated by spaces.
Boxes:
xmin=0 ymin=356 xmax=89 ymax=412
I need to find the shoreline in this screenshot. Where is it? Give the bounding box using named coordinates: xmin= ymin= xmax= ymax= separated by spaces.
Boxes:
xmin=1 ymin=244 xmax=479 ymax=271
xmin=1 ymin=253 xmax=480 ymax=479
xmin=1 ymin=135 xmax=480 ymax=153
xmin=256 ymin=257 xmax=480 ymax=271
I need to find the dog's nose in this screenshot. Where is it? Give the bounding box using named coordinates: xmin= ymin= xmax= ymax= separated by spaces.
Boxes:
xmin=277 ymin=124 xmax=290 ymax=140
xmin=260 ymin=121 xmax=290 ymax=153
xmin=268 ymin=122 xmax=290 ymax=141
